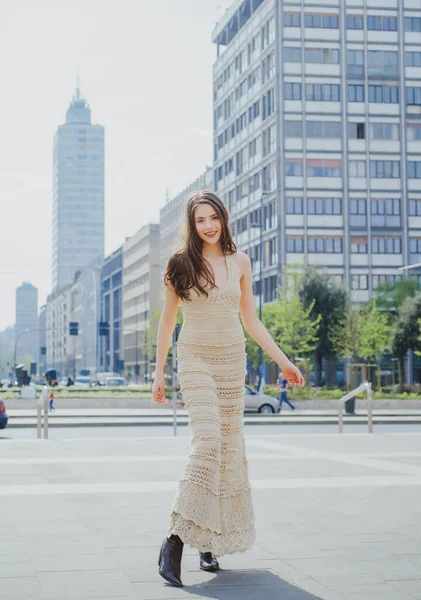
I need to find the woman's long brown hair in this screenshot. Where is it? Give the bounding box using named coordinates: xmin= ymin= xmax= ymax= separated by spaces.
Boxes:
xmin=164 ymin=190 xmax=237 ymax=300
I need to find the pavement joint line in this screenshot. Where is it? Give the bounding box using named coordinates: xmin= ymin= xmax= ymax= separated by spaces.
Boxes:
xmin=1 ymin=475 xmax=421 ymax=496
xmin=247 ymin=438 xmax=421 ymax=477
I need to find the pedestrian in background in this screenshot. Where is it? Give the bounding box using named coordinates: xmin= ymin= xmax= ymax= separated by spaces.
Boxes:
xmin=276 ymin=371 xmax=295 ymax=411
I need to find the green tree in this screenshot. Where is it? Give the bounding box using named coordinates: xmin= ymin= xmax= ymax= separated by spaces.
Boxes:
xmin=331 ymin=303 xmax=390 ymax=362
xmin=299 ymin=268 xmax=348 ymax=385
xmin=375 ymin=278 xmax=419 ymax=315
xmin=392 ymin=294 xmax=421 ymax=359
xmin=263 ymin=286 xmax=321 ymax=364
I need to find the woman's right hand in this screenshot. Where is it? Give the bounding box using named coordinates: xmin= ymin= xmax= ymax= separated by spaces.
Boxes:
xmin=152 ymin=372 xmax=166 ymax=404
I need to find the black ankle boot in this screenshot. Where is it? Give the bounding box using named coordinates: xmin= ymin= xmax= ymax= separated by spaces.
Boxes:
xmin=199 ymin=551 xmax=219 ymax=572
xmin=158 ymin=535 xmax=184 ymax=587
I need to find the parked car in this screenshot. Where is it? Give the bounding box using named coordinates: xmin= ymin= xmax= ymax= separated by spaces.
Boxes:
xmin=74 ymin=377 xmax=91 ymax=387
xmin=0 ymin=400 xmax=8 ymax=430
xmin=105 ymin=377 xmax=126 ymax=386
xmin=244 ymin=385 xmax=280 ymax=413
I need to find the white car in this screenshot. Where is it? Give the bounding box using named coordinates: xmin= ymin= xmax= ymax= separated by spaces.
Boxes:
xmin=105 ymin=377 xmax=126 ymax=386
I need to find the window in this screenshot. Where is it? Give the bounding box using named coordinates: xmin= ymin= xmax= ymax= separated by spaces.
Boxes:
xmin=284 ymin=47 xmax=301 ymax=62
xmin=350 ymin=199 xmax=367 ymax=227
xmin=370 ymin=160 xmax=400 ymax=178
xmin=307 ymin=197 xmax=341 ymax=215
xmin=262 ymin=89 xmax=275 ymax=119
xmin=305 ymin=48 xmax=340 ymax=64
xmin=372 ymin=237 xmax=401 ymax=254
xmin=261 ymin=52 xmax=275 ymax=84
xmin=304 ymin=13 xmax=339 ymax=29
xmin=287 ymin=236 xmax=304 ymax=252
xmin=405 ymin=52 xmax=421 ymax=67
xmin=351 ymin=236 xmax=368 ymax=254
xmin=410 ymin=238 xmax=421 ymax=255
xmin=265 ymin=201 xmax=277 ymax=230
xmin=404 ymin=17 xmax=421 ymax=32
xmin=373 ymin=274 xmax=401 ymax=289
xmin=352 ymin=275 xmax=368 ymax=290
xmin=248 ymin=171 xmax=261 ymax=193
xmin=284 ymin=12 xmax=301 ymax=27
xmin=262 ymin=161 xmax=277 ymax=191
xmin=347 ymin=15 xmax=363 ymax=30
xmin=285 ymin=159 xmax=303 ymax=176
xmin=306 ymin=84 xmax=340 ymax=102
xmin=286 ymin=197 xmax=303 ymax=214
xmin=262 ymin=125 xmax=275 ymax=156
xmin=369 ymin=123 xmax=399 ymax=141
xmin=367 ymin=15 xmax=397 ymax=31
xmin=406 ymin=87 xmax=421 ymax=106
xmin=348 ymin=123 xmax=366 ymax=139
xmin=368 ymin=51 xmax=398 ymax=77
xmin=408 ymin=162 xmax=421 ymax=179
xmin=307 ymin=159 xmax=341 ymax=177
xmin=285 ymin=82 xmax=302 ymax=100
xmin=368 ymin=85 xmax=399 ymax=103
xmin=349 ymin=161 xmax=366 ymax=178
xmin=308 ymin=236 xmax=343 ymax=253
xmin=371 ymin=198 xmax=401 ymax=227
xmin=306 ymin=121 xmax=341 ymax=138
xmin=284 ymin=121 xmax=303 ymax=137
xmin=409 ymin=199 xmax=421 ymax=216
xmin=348 ymin=84 xmax=364 ymax=102
xmin=347 ymin=50 xmax=364 ymax=77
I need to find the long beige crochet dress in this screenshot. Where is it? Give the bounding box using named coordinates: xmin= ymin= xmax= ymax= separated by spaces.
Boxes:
xmin=168 ymin=252 xmax=255 ymax=557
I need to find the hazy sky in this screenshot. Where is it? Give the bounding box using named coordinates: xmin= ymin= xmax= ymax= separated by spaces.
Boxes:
xmin=0 ymin=0 xmax=232 ymax=330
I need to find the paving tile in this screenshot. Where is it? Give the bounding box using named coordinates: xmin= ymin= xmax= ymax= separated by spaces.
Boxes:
xmin=133 ymin=580 xmax=217 ymax=599
xmin=38 ymin=570 xmax=140 ymax=598
xmin=329 ymin=582 xmax=419 ymax=600
xmin=0 ymin=562 xmax=35 ymax=578
xmin=32 ymin=553 xmax=115 ymax=572
xmin=0 ymin=576 xmax=42 ymax=598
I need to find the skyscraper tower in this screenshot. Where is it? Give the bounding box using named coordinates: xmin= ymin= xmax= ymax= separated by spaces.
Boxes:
xmin=52 ymin=86 xmax=105 ymax=291
xmin=15 ymin=282 xmax=38 ymax=361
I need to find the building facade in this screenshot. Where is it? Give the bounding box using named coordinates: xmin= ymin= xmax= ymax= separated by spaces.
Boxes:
xmin=52 ymin=87 xmax=105 ymax=291
xmin=46 ymin=258 xmax=102 ymax=378
xmin=15 ymin=282 xmax=38 ymax=363
xmin=122 ymin=224 xmax=160 ymax=383
xmin=100 ymin=247 xmax=123 ymax=374
xmin=212 ymin=0 xmax=421 ymax=303
xmin=38 ymin=305 xmax=47 ymax=376
xmin=159 ymin=167 xmax=214 ymax=277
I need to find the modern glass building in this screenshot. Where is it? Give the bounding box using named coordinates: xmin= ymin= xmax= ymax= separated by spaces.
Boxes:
xmin=52 ymin=87 xmax=105 ymax=291
xmin=100 ymin=247 xmax=123 ymax=374
xmin=212 ymin=0 xmax=421 ymax=302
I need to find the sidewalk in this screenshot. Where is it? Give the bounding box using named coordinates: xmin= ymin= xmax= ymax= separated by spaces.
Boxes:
xmin=1 ymin=432 xmax=421 ymax=599
xmin=5 ymin=406 xmax=421 ymax=428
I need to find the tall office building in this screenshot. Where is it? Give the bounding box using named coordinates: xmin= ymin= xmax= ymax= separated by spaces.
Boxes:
xmin=15 ymin=282 xmax=38 ymax=362
xmin=52 ymin=87 xmax=105 ymax=291
xmin=100 ymin=247 xmax=123 ymax=374
xmin=212 ymin=0 xmax=421 ymax=303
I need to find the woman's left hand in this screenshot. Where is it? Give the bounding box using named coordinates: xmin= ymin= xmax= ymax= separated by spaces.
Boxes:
xmin=281 ymin=362 xmax=305 ymax=387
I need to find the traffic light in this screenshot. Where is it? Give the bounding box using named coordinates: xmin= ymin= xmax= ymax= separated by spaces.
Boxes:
xmin=69 ymin=322 xmax=79 ymax=336
xmin=99 ymin=322 xmax=109 ymax=336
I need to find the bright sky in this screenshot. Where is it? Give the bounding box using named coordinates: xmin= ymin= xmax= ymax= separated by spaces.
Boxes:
xmin=0 ymin=0 xmax=232 ymax=331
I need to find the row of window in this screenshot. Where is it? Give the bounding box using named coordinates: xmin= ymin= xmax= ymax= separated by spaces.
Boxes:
xmin=284 ymin=121 xmax=406 ymax=141
xmin=287 ymin=235 xmax=404 ymax=255
xmin=285 ymin=12 xmax=420 ymax=32
xmin=284 ymin=159 xmax=410 ymax=179
xmin=352 ymin=274 xmax=402 ymax=291
xmin=286 ymin=197 xmax=402 ymax=220
xmin=231 ymin=201 xmax=277 ymax=236
xmin=285 ymin=83 xmax=421 ymax=105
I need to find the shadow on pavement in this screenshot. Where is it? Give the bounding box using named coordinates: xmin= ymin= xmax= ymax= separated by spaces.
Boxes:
xmin=180 ymin=568 xmax=322 ymax=599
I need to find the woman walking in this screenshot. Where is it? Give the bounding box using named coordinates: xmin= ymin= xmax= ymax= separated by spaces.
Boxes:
xmin=153 ymin=190 xmax=304 ymax=587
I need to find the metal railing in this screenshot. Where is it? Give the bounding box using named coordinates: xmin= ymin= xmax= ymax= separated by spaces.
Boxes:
xmin=37 ymin=386 xmax=49 ymax=439
xmin=338 ymin=380 xmax=373 ymax=433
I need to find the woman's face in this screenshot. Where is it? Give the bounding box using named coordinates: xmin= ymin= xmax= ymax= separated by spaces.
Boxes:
xmin=194 ymin=203 xmax=222 ymax=246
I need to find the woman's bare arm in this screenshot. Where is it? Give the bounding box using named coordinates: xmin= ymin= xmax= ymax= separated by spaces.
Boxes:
xmin=155 ymin=284 xmax=179 ymax=374
xmin=237 ymin=252 xmax=304 ymax=386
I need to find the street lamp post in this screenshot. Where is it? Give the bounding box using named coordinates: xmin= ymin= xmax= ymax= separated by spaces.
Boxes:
xmin=251 ymin=190 xmax=271 ymax=391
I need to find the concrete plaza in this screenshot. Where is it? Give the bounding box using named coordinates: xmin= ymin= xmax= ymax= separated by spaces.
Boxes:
xmin=1 ymin=431 xmax=421 ymax=600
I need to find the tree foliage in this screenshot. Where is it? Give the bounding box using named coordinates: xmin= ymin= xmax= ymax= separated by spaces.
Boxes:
xmin=375 ymin=278 xmax=419 ymax=314
xmin=392 ymin=294 xmax=421 ymax=358
xmin=263 ymin=286 xmax=321 ymax=364
xmin=331 ymin=303 xmax=390 ymax=362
